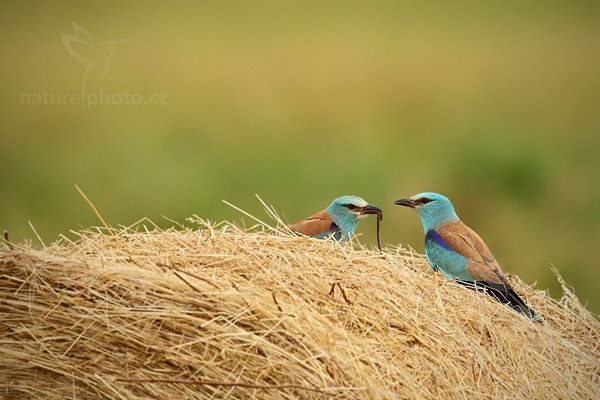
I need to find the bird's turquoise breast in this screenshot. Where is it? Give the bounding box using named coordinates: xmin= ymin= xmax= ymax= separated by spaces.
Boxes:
xmin=331 ymin=218 xmax=357 ymax=242
xmin=425 ymin=230 xmax=473 ymax=281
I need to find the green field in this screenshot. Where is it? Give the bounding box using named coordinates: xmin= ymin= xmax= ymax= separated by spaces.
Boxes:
xmin=1 ymin=2 xmax=599 ymax=313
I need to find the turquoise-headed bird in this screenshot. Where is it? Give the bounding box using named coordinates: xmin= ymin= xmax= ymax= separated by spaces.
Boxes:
xmin=288 ymin=195 xmax=382 ymax=242
xmin=395 ymin=192 xmax=542 ymax=322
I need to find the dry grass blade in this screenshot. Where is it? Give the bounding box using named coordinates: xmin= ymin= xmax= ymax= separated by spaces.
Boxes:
xmin=28 ymin=221 xmax=47 ymax=249
xmin=2 ymin=230 xmax=11 ymax=249
xmin=222 ymin=199 xmax=277 ymax=232
xmin=254 ymin=194 xmax=295 ymax=235
xmin=0 ymin=218 xmax=598 ymax=399
xmin=75 ymin=184 xmax=113 ymax=235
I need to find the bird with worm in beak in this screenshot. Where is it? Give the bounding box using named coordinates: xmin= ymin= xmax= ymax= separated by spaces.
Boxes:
xmin=288 ymin=195 xmax=383 ymax=250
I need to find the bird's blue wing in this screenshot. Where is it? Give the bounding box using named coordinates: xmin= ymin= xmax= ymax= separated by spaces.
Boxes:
xmin=314 ymin=223 xmax=342 ymax=241
xmin=425 ymin=230 xmax=473 ymax=281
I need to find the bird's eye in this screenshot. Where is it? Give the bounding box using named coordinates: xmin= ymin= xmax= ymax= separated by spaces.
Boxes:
xmin=417 ymin=198 xmax=433 ymax=205
xmin=346 ymin=204 xmax=358 ymax=211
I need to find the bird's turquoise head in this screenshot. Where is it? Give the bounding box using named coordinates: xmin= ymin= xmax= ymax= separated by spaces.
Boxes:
xmin=394 ymin=192 xmax=459 ymax=232
xmin=326 ymin=195 xmax=382 ymax=240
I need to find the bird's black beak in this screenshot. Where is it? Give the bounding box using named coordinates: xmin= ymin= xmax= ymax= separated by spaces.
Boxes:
xmin=360 ymin=204 xmax=383 ymax=220
xmin=394 ymin=198 xmax=416 ymax=208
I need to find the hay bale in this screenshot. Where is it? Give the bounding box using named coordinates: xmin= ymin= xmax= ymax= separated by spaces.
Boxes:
xmin=1 ymin=219 xmax=598 ymax=399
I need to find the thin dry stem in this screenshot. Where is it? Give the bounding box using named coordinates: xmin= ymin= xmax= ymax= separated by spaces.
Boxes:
xmin=75 ymin=184 xmax=113 ymax=235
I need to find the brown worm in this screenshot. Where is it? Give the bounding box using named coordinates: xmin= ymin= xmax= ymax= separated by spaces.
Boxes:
xmin=376 ymin=211 xmax=383 ymax=252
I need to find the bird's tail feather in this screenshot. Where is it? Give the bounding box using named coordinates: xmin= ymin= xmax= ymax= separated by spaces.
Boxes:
xmin=459 ymin=281 xmax=543 ymax=323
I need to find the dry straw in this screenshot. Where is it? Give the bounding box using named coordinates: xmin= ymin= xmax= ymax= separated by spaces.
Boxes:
xmin=1 ymin=215 xmax=599 ymax=399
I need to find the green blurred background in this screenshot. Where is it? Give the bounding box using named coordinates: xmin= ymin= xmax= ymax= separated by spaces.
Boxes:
xmin=1 ymin=2 xmax=599 ymax=313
